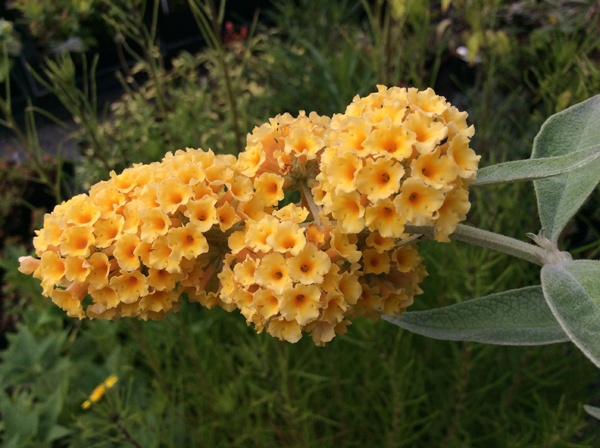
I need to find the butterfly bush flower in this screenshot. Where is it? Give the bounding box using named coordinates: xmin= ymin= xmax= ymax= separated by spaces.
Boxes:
xmin=20 ymin=86 xmax=477 ymax=346
xmin=316 ymin=85 xmax=480 ymax=241
xmin=20 ymin=148 xmax=254 ymax=321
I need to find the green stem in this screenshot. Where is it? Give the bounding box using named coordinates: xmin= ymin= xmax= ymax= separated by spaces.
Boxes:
xmin=404 ymin=223 xmax=546 ymax=266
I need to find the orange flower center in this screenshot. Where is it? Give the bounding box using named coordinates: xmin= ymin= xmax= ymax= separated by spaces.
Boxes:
xmin=384 ymin=140 xmax=397 ymax=153
xmin=283 ymin=237 xmax=297 ymax=249
xmin=382 ymin=207 xmax=394 ymax=218
xmin=294 ymin=294 xmax=306 ymax=305
xmin=380 ymin=172 xmax=390 ymax=184
xmin=409 ymin=192 xmax=419 ymax=203
xmin=274 ymin=270 xmax=283 ymax=279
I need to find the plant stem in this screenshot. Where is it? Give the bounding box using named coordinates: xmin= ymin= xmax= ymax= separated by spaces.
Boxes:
xmin=404 ymin=223 xmax=546 ymax=266
xmin=300 ymin=181 xmax=321 ymax=225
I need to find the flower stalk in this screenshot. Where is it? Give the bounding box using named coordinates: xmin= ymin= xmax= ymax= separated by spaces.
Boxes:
xmin=404 ymin=223 xmax=547 ymax=266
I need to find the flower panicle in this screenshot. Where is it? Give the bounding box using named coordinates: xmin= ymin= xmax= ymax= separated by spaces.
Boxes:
xmin=20 ymin=86 xmax=478 ymax=346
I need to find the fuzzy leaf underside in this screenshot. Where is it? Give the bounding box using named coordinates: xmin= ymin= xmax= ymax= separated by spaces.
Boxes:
xmin=531 ymin=95 xmax=600 ymax=242
xmin=383 ymin=286 xmax=569 ymax=345
xmin=541 ymin=261 xmax=600 ymax=367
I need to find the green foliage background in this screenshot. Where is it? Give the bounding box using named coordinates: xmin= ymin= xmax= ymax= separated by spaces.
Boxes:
xmin=1 ymin=0 xmax=600 ymax=446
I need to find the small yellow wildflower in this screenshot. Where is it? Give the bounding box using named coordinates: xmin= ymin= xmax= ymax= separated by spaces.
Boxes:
xmin=82 ymin=375 xmax=118 ymax=410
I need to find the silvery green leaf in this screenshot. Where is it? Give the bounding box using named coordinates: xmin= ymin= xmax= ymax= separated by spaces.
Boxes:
xmin=383 ymin=286 xmax=569 ymax=345
xmin=532 ymin=95 xmax=600 ymax=242
xmin=541 ymin=260 xmax=600 ymax=367
xmin=583 ymin=405 xmax=600 ymax=420
xmin=473 ymin=144 xmax=600 ymax=186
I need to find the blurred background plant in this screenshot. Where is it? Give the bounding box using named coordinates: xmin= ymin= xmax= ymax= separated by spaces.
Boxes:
xmin=7 ymin=0 xmax=102 ymax=51
xmin=1 ymin=0 xmax=600 ymax=446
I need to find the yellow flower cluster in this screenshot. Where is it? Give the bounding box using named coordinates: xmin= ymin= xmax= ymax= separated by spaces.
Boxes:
xmin=19 ymin=148 xmax=253 ymax=321
xmin=315 ymin=85 xmax=480 ymax=242
xmin=220 ymin=208 xmax=426 ymax=345
xmin=20 ymin=86 xmax=478 ymax=346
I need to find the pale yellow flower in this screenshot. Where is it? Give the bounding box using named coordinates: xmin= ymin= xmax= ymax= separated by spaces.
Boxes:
xmin=167 ymin=224 xmax=209 ymax=261
xmin=394 ymin=178 xmax=445 ymax=226
xmin=403 ymin=111 xmax=448 ymax=155
xmin=355 ymin=158 xmax=404 ymax=202
xmin=287 ymin=243 xmax=332 ymax=285
xmin=365 ymin=199 xmax=407 ymax=238
xmin=411 ymin=148 xmax=459 ymax=190
xmin=254 ymin=173 xmax=285 ymax=206
xmin=60 ymin=226 xmax=95 ymax=259
xmin=253 ymin=252 xmax=292 ymax=294
xmin=267 ymin=221 xmax=306 ymax=256
xmin=329 ymin=191 xmax=365 ymax=234
xmin=280 ymin=283 xmax=322 ymax=325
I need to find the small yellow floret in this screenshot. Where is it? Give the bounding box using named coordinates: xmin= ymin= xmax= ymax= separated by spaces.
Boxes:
xmin=253 ymin=252 xmax=292 ymax=294
xmin=60 ymin=226 xmax=95 ymax=258
xmin=267 ymin=221 xmax=306 ymax=256
xmin=403 ymin=111 xmax=448 ymax=155
xmin=216 ymin=203 xmax=241 ymax=231
xmin=273 ymin=204 xmax=309 ymax=223
xmin=447 ymin=134 xmax=481 ymax=179
xmin=156 ymin=178 xmax=193 ymax=214
xmin=65 ymin=256 xmax=91 ymax=283
xmin=394 ymin=178 xmax=445 ymax=226
xmin=184 ymin=197 xmax=218 ymax=232
xmin=280 ymin=283 xmax=322 ymax=325
xmin=252 ymin=288 xmax=280 ymax=318
xmin=355 ymin=158 xmax=404 ymax=202
xmin=362 ymin=248 xmax=391 ymax=275
xmin=110 ymin=270 xmax=149 ymax=304
xmin=113 ymin=233 xmax=141 ymax=271
xmin=407 ymin=87 xmax=449 ymax=116
xmin=268 ymin=317 xmax=302 ymax=343
xmin=411 ymin=148 xmax=459 ymax=190
xmin=287 ymin=243 xmax=332 ymax=285
xmin=64 ymin=194 xmax=101 ymax=227
xmin=41 ymin=251 xmax=65 ymax=285
xmin=329 ymin=191 xmax=365 ymax=234
xmin=365 ymin=199 xmax=407 ymax=238
xmin=365 ymin=232 xmax=396 ymax=253
xmin=284 ymin=126 xmax=324 ymax=160
xmin=254 ymin=173 xmax=285 ymax=206
xmin=93 ymin=216 xmax=125 ymax=248
xmin=139 ymin=208 xmax=171 ymax=243
xmin=362 ymin=120 xmax=416 ymax=161
xmin=325 ymin=153 xmax=363 ymax=193
xmin=167 ymin=224 xmax=208 ymax=261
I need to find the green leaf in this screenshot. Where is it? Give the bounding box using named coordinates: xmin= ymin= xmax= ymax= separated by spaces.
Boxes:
xmin=382 ymin=286 xmax=569 ymax=345
xmin=0 ymin=389 xmax=40 ymax=444
xmin=532 ymin=94 xmax=600 ymax=242
xmin=583 ymin=405 xmax=600 ymax=420
xmin=541 ymin=260 xmax=600 ymax=367
xmin=473 ymin=144 xmax=600 ymax=186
